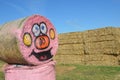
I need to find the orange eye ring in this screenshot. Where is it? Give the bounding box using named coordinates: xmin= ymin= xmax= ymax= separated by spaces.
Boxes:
xmin=35 ymin=35 xmax=50 ymax=49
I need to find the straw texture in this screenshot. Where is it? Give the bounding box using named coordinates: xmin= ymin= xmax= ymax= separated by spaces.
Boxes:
xmin=0 ymin=15 xmax=58 ymax=65
xmin=55 ymin=27 xmax=120 ymax=65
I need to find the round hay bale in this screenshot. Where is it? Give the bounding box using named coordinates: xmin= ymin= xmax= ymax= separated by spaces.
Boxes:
xmin=0 ymin=15 xmax=58 ymax=65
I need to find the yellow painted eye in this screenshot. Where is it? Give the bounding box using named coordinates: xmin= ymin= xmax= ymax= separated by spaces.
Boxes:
xmin=23 ymin=33 xmax=32 ymax=47
xmin=49 ymin=28 xmax=55 ymax=39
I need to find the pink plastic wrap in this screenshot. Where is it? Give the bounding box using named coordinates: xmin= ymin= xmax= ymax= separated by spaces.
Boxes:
xmin=4 ymin=61 xmax=56 ymax=80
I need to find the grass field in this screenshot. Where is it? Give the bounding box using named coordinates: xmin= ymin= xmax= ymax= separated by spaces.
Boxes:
xmin=0 ymin=62 xmax=120 ymax=80
xmin=0 ymin=61 xmax=5 ymax=80
xmin=56 ymin=64 xmax=120 ymax=80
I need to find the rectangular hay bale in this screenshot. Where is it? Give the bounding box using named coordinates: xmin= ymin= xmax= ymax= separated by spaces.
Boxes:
xmin=84 ymin=54 xmax=118 ymax=66
xmin=54 ymin=55 xmax=85 ymax=64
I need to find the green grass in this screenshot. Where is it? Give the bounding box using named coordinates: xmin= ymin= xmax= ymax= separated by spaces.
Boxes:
xmin=0 ymin=61 xmax=5 ymax=80
xmin=0 ymin=72 xmax=4 ymax=80
xmin=56 ymin=64 xmax=120 ymax=80
xmin=0 ymin=63 xmax=120 ymax=80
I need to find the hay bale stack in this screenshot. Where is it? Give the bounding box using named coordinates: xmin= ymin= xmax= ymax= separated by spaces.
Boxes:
xmin=55 ymin=27 xmax=120 ymax=65
xmin=58 ymin=32 xmax=84 ymax=55
xmin=83 ymin=27 xmax=120 ymax=55
xmin=55 ymin=32 xmax=85 ymax=64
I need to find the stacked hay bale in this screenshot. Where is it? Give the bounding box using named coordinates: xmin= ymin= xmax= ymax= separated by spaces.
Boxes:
xmin=55 ymin=27 xmax=120 ymax=66
xmin=83 ymin=27 xmax=120 ymax=54
xmin=83 ymin=27 xmax=120 ymax=66
xmin=55 ymin=32 xmax=85 ymax=64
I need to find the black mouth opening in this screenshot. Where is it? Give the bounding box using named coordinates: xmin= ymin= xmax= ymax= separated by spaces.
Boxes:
xmin=29 ymin=47 xmax=53 ymax=61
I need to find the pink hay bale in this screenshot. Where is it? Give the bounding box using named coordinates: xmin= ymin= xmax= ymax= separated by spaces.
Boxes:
xmin=0 ymin=15 xmax=58 ymax=65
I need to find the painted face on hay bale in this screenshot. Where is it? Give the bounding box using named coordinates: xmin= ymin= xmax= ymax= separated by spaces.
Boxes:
xmin=20 ymin=15 xmax=58 ymax=65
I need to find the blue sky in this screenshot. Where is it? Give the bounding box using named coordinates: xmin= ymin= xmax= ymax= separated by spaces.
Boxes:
xmin=0 ymin=0 xmax=120 ymax=33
